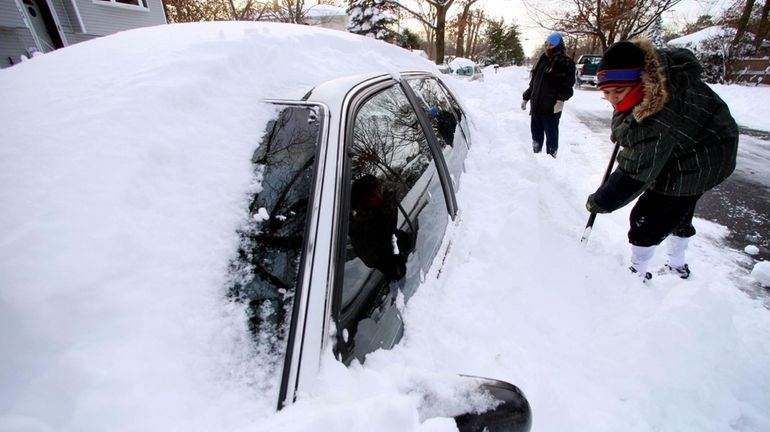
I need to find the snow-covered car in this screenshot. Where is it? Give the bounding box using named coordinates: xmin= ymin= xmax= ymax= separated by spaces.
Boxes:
xmin=1 ymin=22 xmax=530 ymax=431
xmin=448 ymin=57 xmax=485 ymax=81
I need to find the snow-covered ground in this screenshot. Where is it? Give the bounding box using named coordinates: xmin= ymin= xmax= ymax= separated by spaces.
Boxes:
xmin=1 ymin=22 xmax=769 ymax=432
xmin=364 ymin=66 xmax=770 ymax=432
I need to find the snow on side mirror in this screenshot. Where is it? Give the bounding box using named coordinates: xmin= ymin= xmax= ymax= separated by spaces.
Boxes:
xmin=414 ymin=374 xmax=531 ymax=432
xmin=453 ymin=377 xmax=531 ymax=432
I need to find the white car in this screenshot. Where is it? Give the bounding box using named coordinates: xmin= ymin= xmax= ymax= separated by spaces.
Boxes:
xmin=0 ymin=22 xmax=529 ymax=431
xmin=448 ymin=57 xmax=485 ymax=81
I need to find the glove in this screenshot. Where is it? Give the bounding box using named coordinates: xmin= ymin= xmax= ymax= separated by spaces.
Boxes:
xmin=554 ymin=100 xmax=564 ymax=113
xmin=384 ymin=253 xmax=407 ymax=282
xmin=585 ymin=194 xmax=610 ymax=214
xmin=520 ymin=100 xmax=527 ymax=111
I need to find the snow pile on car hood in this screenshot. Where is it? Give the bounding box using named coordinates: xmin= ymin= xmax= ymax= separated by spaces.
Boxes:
xmin=0 ymin=22 xmax=437 ymax=432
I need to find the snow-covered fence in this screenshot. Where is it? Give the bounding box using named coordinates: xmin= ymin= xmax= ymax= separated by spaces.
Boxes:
xmin=728 ymin=57 xmax=770 ymax=86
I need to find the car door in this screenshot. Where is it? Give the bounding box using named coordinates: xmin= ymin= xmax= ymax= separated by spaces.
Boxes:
xmin=332 ymin=77 xmax=457 ymax=365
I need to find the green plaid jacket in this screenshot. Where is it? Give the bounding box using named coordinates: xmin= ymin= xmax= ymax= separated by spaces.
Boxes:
xmin=610 ymin=40 xmax=738 ymax=198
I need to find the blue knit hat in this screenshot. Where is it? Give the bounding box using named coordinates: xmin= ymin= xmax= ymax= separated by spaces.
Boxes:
xmin=545 ymin=32 xmax=562 ymax=46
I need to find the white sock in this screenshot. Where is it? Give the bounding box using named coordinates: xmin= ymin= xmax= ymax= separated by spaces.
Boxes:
xmin=631 ymin=245 xmax=656 ymax=276
xmin=667 ymin=236 xmax=689 ymax=268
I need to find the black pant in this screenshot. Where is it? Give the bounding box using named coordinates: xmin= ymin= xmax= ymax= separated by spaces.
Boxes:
xmin=531 ymin=112 xmax=561 ymax=155
xmin=628 ymin=190 xmax=702 ymax=247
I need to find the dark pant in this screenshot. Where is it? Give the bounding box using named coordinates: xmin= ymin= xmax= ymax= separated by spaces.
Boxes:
xmin=628 ymin=190 xmax=702 ymax=247
xmin=531 ymin=113 xmax=562 ymax=156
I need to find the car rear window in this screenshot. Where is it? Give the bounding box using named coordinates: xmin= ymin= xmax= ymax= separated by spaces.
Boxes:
xmin=227 ymin=104 xmax=321 ymax=400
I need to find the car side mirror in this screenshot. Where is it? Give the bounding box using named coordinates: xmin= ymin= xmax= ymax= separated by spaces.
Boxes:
xmin=453 ymin=376 xmax=531 ymax=432
xmin=415 ymin=374 xmax=531 ymax=432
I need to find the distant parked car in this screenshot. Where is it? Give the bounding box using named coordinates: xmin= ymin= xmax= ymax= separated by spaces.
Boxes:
xmin=448 ymin=57 xmax=484 ymax=81
xmin=575 ymin=54 xmax=602 ymax=88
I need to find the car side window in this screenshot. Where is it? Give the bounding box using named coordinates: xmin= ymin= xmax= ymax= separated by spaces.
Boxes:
xmin=227 ymin=105 xmax=320 ymax=396
xmin=336 ymin=84 xmax=449 ymax=364
xmin=407 ymin=77 xmax=470 ymax=191
xmin=406 ymin=77 xmax=460 ymax=149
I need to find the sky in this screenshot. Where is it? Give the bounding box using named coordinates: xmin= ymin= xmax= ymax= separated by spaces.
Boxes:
xmin=459 ymin=0 xmax=734 ymax=56
xmin=1 ymin=22 xmax=769 ymax=432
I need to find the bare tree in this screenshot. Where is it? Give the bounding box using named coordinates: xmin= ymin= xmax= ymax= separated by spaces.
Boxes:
xmin=264 ymin=0 xmax=309 ymax=23
xmin=453 ymin=0 xmax=479 ymax=58
xmin=397 ymin=0 xmax=457 ymax=64
xmin=755 ymin=0 xmax=770 ymax=50
xmin=732 ymin=0 xmax=757 ymax=47
xmin=522 ymin=0 xmax=683 ymax=50
xmin=163 ymin=0 xmax=234 ymax=22
xmin=464 ymin=9 xmax=486 ymax=57
xmin=411 ymin=2 xmax=437 ymax=60
xmin=164 ymin=0 xmax=272 ymax=22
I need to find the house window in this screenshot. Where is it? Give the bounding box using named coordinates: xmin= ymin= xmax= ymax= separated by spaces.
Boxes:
xmin=94 ymin=0 xmax=149 ymax=9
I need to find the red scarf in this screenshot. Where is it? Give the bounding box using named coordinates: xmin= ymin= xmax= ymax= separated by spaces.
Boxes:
xmin=615 ymin=82 xmax=645 ymax=112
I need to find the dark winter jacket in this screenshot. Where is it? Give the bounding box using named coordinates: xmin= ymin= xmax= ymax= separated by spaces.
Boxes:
xmin=522 ymin=43 xmax=576 ymax=115
xmin=589 ymin=39 xmax=738 ymax=213
xmin=349 ymin=181 xmax=412 ymax=282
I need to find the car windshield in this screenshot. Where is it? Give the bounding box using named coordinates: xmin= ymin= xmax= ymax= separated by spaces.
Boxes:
xmin=456 ymin=66 xmax=474 ymax=76
xmin=227 ymin=104 xmax=321 ymax=404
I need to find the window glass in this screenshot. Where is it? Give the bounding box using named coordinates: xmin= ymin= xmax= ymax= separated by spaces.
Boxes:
xmin=406 ymin=78 xmax=461 ymax=149
xmin=227 ymin=105 xmax=320 ymax=398
xmin=407 ymin=77 xmax=469 ymax=191
xmin=337 ymin=84 xmax=449 ymax=364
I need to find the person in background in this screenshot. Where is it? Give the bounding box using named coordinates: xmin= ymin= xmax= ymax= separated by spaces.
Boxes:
xmin=585 ymin=39 xmax=738 ymax=281
xmin=521 ymin=31 xmax=576 ymax=158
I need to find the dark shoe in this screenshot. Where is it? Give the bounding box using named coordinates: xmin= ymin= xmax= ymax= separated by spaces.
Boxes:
xmin=532 ymin=141 xmax=543 ymax=153
xmin=663 ymin=263 xmax=690 ymax=279
xmin=630 ymin=266 xmax=652 ymax=282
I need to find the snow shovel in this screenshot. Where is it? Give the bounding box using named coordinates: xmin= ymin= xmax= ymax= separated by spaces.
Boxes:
xmin=580 ymin=142 xmax=621 ymax=244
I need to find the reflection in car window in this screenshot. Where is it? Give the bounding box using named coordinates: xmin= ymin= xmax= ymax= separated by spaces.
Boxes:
xmin=336 ymin=84 xmax=449 ymax=364
xmin=227 ymin=105 xmax=320 ymax=396
xmin=407 ymin=77 xmax=470 ymax=192
xmin=406 ymin=78 xmax=461 ymax=148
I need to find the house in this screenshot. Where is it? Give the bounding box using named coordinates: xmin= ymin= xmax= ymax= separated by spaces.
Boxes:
xmin=1 ymin=0 xmax=167 ymax=68
xmin=668 ymin=26 xmax=770 ymax=85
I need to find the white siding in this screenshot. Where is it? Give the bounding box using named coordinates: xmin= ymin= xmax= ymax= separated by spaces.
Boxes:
xmin=1 ymin=0 xmax=166 ymax=68
xmin=74 ymin=0 xmax=166 ymax=36
xmin=0 ymin=27 xmax=37 ymax=67
xmin=0 ymin=0 xmax=26 ymax=27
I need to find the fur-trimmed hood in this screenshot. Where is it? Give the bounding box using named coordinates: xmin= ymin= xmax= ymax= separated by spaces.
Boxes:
xmin=631 ymin=38 xmax=704 ymax=123
xmin=631 ymin=38 xmax=668 ymax=122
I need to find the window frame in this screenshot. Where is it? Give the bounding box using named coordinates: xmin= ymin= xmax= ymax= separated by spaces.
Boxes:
xmin=92 ymin=0 xmax=149 ymax=11
xmin=330 ymin=72 xmax=460 ymax=363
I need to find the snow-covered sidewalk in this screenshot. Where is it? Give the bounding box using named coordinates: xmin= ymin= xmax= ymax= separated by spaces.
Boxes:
xmin=332 ymin=67 xmax=770 ymax=432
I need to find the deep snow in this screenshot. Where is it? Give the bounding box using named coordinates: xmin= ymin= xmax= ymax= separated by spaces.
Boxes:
xmin=1 ymin=22 xmax=769 ymax=432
